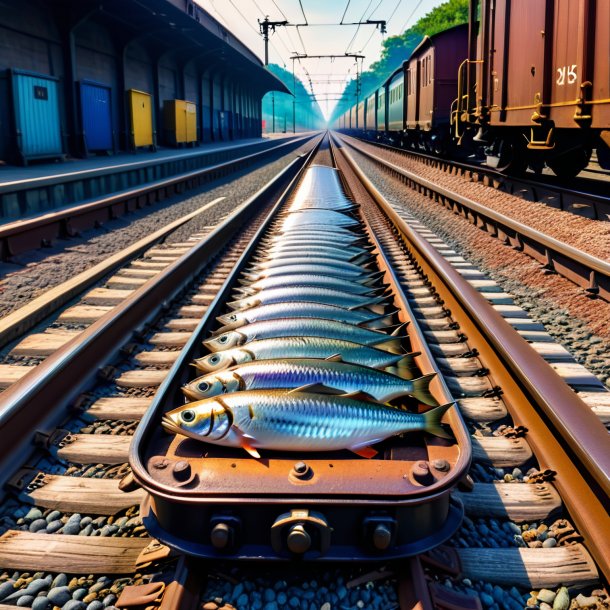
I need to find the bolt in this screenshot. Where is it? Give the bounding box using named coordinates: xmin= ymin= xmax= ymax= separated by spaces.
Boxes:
xmin=287 ymin=524 xmax=311 ymax=554
xmin=173 ymin=460 xmax=191 ymax=481
xmin=152 ymin=458 xmax=170 ymax=470
xmin=373 ymin=524 xmax=392 ymax=550
xmin=294 ymin=461 xmax=308 ymax=474
xmin=210 ymin=523 xmax=231 ymax=549
xmin=431 ymin=459 xmax=450 ymax=472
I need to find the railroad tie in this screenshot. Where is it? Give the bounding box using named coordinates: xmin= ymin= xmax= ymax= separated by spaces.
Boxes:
xmin=456 ymin=545 xmax=598 ymax=589
xmin=0 ymin=364 xmax=34 ymax=389
xmin=57 ymin=305 xmax=113 ymax=324
xmin=84 ymin=288 xmax=134 ymax=305
xmin=0 ymin=531 xmax=150 ymax=574
xmin=23 ymin=475 xmax=144 ymax=515
xmin=10 ymin=330 xmax=79 ymax=357
xmin=471 ymin=436 xmax=533 ymax=467
xmin=56 ymin=434 xmax=131 ymax=464
xmin=116 ymin=369 xmax=167 ymax=388
xmin=84 ymin=396 xmax=152 ymax=421
xmin=134 ymin=350 xmax=181 ymax=366
xmin=453 ymin=481 xmax=562 ymax=522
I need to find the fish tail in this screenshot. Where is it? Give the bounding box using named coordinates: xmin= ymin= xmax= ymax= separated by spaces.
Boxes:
xmin=410 ymin=373 xmax=438 ymax=406
xmin=423 ymin=402 xmax=454 ymax=439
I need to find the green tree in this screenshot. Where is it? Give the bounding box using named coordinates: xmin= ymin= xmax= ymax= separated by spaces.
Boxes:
xmin=331 ymin=0 xmax=469 ymax=122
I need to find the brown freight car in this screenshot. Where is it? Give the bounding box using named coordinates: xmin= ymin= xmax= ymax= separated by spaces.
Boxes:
xmin=455 ymin=0 xmax=610 ymax=176
xmin=406 ymin=24 xmax=468 ymax=153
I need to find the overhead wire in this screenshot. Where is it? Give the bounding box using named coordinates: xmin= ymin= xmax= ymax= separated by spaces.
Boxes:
xmin=399 ymin=0 xmax=424 ymax=32
xmin=340 ymin=0 xmax=351 ymax=24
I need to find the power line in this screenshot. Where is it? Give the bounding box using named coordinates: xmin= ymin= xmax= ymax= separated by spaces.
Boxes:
xmin=399 ymin=0 xmax=424 ymax=32
xmin=297 ymin=0 xmax=308 ymax=24
xmin=367 ymin=0 xmax=384 ymax=19
xmin=229 ymin=0 xmax=262 ymax=34
xmin=345 ymin=0 xmax=373 ymax=52
xmin=340 ymin=0 xmax=351 ymax=24
xmin=271 ymin=0 xmax=289 ymax=20
xmin=387 ymin=0 xmax=402 ymax=24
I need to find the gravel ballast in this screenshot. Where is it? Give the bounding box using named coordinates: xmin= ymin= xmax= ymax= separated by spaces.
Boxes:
xmin=348 ymin=146 xmax=610 ymax=388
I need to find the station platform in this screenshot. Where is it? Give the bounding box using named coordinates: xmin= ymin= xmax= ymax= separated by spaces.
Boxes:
xmin=0 ymin=134 xmax=304 ymax=222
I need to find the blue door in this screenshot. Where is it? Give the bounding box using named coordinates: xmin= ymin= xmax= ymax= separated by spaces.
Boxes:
xmin=80 ymin=81 xmax=113 ymax=151
xmin=11 ymin=71 xmax=62 ymax=160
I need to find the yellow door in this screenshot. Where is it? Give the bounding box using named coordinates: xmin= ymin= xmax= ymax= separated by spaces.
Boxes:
xmin=129 ymin=90 xmax=153 ymax=147
xmin=185 ymin=102 xmax=197 ymax=142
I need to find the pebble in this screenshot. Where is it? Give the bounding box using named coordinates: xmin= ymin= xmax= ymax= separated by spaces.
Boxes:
xmin=552 ymin=587 xmax=570 ymax=610
xmin=26 ymin=577 xmax=52 ymax=595
xmin=47 ymin=520 xmax=64 ymax=534
xmin=73 ymin=588 xmax=88 ymax=601
xmin=29 ymin=519 xmax=48 ymax=533
xmin=542 ymin=537 xmax=557 ymax=548
xmin=102 ymin=594 xmax=117 ymax=606
xmin=45 ymin=511 xmax=62 ymax=523
xmin=202 ymin=604 xmax=218 ymax=610
xmin=17 ymin=594 xmax=35 ymax=606
xmin=63 ymin=601 xmax=86 ymax=610
xmin=48 ymin=586 xmax=72 ymax=606
xmin=52 ymin=575 xmax=69 ymax=589
xmin=86 ymin=602 xmax=104 ymax=610
xmin=62 ymin=522 xmax=81 ymax=536
xmin=32 ymin=596 xmax=51 ymax=610
xmin=0 ymin=580 xmax=15 ymax=601
xmin=25 ymin=508 xmax=43 ymax=522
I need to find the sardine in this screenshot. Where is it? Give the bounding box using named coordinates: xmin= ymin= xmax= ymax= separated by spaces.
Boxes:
xmin=192 ymin=337 xmax=418 ymax=374
xmin=183 ymin=359 xmax=436 ymax=405
xmin=245 ymin=257 xmax=375 ymax=277
xmin=216 ymin=302 xmax=394 ymax=330
xmin=240 ymin=265 xmax=382 ymax=284
xmin=203 ymin=318 xmax=406 ymax=352
xmin=233 ymin=273 xmax=383 ymax=297
xmin=162 ymin=390 xmax=452 ymax=458
xmin=226 ymin=286 xmax=388 ymax=312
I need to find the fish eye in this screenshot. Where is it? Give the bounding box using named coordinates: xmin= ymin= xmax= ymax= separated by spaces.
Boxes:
xmin=229 ymin=315 xmax=237 ymax=321
xmin=218 ymin=335 xmax=229 ymax=343
xmin=209 ymin=355 xmax=220 ymax=363
xmin=198 ymin=381 xmax=210 ymax=392
xmin=181 ymin=410 xmax=195 ymax=423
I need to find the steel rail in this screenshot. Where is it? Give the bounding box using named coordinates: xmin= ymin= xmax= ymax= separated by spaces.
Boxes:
xmin=332 ymin=133 xmax=610 ymax=579
xmin=342 ymin=132 xmax=610 ymax=220
xmin=338 ymin=133 xmax=610 ymax=302
xmin=0 ymin=197 xmax=225 ymax=350
xmin=0 ymin=134 xmax=316 ymax=260
xmin=0 ymin=135 xmax=321 ymax=490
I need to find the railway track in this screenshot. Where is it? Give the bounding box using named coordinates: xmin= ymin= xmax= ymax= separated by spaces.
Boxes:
xmin=0 ymin=132 xmax=607 ymax=610
xmin=0 ymin=134 xmax=316 ymax=261
xmin=338 ymin=135 xmax=610 ymax=222
xmin=336 ymin=133 xmax=610 ymax=304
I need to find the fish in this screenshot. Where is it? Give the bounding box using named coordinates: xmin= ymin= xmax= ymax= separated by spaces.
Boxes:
xmin=245 ymin=257 xmax=376 ymax=277
xmin=233 ymin=273 xmax=384 ymax=297
xmin=162 ymin=390 xmax=452 ymax=458
xmin=203 ymin=318 xmax=407 ymax=352
xmin=192 ymin=337 xmax=419 ymax=375
xmin=254 ymin=244 xmax=375 ymax=261
xmin=182 ymin=359 xmax=437 ymax=405
xmin=239 ymin=265 xmax=381 ymax=284
xmin=226 ymin=286 xmax=389 ymax=313
xmin=216 ymin=302 xmax=395 ymax=331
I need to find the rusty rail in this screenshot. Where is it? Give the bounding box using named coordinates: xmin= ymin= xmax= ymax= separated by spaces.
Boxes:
xmin=342 ymin=132 xmax=610 ymax=221
xmin=338 ymin=134 xmax=610 ymax=302
xmin=332 ymin=133 xmax=610 ymax=580
xmin=0 ymin=134 xmax=315 ymax=260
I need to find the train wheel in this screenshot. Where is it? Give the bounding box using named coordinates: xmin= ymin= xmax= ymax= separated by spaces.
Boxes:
xmin=546 ymin=147 xmax=591 ymax=179
xmin=494 ymin=137 xmax=528 ymax=175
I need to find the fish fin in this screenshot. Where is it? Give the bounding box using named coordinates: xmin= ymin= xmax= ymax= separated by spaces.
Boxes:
xmin=423 ymin=402 xmax=454 ymax=439
xmin=411 ymin=373 xmax=438 ymax=406
xmin=391 ymin=322 xmax=410 ymax=336
xmin=286 ymin=383 xmax=337 ymax=395
xmin=325 ymin=353 xmax=343 ymax=362
xmin=347 ymin=296 xmax=384 ymax=310
xmin=232 ymin=426 xmax=261 ymax=458
xmin=350 ymin=446 xmax=378 ymax=459
xmin=341 ymin=390 xmax=377 ymax=402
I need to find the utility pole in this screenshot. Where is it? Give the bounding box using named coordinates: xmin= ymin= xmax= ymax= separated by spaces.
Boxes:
xmin=259 ymin=16 xmax=288 ymax=135
xmin=292 ymin=57 xmax=296 ymax=133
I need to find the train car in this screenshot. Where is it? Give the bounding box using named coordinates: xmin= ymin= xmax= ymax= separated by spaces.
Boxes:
xmin=365 ymin=91 xmax=377 ymax=133
xmin=386 ymin=63 xmax=407 ymax=135
xmin=408 ymin=24 xmax=468 ymax=153
xmin=377 ymin=87 xmax=387 ymax=133
xmin=455 ymin=0 xmax=610 ymax=176
xmin=356 ymin=100 xmax=365 ymax=130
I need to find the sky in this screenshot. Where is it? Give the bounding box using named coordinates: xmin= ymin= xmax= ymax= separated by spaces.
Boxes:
xmin=194 ymin=0 xmax=447 ymax=118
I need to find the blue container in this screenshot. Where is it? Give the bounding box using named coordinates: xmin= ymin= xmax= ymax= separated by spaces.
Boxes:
xmin=80 ymin=80 xmax=113 ymax=152
xmin=11 ymin=70 xmax=62 ymax=163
